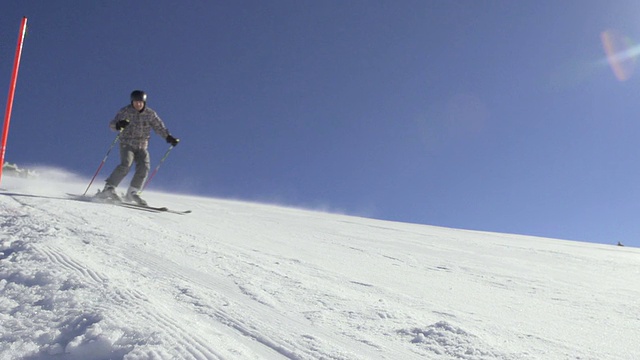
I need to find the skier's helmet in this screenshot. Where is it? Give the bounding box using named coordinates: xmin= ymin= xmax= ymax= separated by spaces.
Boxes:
xmin=130 ymin=90 xmax=147 ymax=103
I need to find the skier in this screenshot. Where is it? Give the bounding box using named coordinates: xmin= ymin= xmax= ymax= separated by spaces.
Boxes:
xmin=98 ymin=90 xmax=180 ymax=205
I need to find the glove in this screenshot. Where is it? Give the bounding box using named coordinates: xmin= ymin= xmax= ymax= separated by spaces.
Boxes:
xmin=166 ymin=135 xmax=180 ymax=147
xmin=115 ymin=119 xmax=130 ymax=130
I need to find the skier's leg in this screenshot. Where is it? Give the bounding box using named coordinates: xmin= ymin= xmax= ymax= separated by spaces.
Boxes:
xmin=130 ymin=148 xmax=150 ymax=190
xmin=105 ymin=144 xmax=134 ymax=188
xmin=124 ymin=148 xmax=151 ymax=205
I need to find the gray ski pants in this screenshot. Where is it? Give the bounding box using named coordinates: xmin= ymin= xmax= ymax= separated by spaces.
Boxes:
xmin=105 ymin=144 xmax=150 ymax=190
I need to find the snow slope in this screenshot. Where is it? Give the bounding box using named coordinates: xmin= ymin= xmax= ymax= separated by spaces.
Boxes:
xmin=1 ymin=172 xmax=638 ymax=360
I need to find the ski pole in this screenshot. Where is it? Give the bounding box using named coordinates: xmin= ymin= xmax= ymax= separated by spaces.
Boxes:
xmin=82 ymin=131 xmax=121 ymax=196
xmin=140 ymin=145 xmax=174 ymax=193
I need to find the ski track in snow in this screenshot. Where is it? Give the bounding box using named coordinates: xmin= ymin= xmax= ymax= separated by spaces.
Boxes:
xmin=1 ymin=194 xmax=226 ymax=359
xmin=1 ymin=175 xmax=639 ymax=359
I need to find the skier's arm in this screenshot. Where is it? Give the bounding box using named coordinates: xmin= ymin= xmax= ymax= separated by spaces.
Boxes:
xmin=149 ymin=111 xmax=171 ymax=139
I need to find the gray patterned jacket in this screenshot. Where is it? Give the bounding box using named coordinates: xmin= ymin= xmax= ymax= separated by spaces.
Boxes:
xmin=109 ymin=105 xmax=170 ymax=149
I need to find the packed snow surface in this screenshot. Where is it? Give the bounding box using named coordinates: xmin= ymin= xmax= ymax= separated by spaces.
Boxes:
xmin=1 ymin=172 xmax=638 ymax=359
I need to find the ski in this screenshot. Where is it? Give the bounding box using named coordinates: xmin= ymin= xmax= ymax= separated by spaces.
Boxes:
xmin=118 ymin=202 xmax=168 ymax=211
xmin=117 ymin=202 xmax=192 ymax=214
xmin=163 ymin=207 xmax=192 ymax=215
xmin=116 ymin=202 xmax=165 ymax=213
xmin=67 ymin=193 xmax=114 ymax=204
xmin=66 ymin=193 xmax=191 ymax=214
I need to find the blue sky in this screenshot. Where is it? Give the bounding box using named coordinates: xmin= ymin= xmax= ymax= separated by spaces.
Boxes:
xmin=2 ymin=1 xmax=640 ymax=247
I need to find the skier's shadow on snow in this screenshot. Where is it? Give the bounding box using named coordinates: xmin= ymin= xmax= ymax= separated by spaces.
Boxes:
xmin=0 ymin=191 xmax=81 ymax=204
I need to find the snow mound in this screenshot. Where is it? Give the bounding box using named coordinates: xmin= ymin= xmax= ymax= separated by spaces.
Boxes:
xmin=398 ymin=321 xmax=512 ymax=359
xmin=2 ymin=162 xmax=38 ymax=178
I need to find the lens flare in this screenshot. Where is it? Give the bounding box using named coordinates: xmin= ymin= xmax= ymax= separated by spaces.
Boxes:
xmin=600 ymin=29 xmax=639 ymax=81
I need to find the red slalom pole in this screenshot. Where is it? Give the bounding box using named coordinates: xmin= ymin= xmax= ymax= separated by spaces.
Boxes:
xmin=0 ymin=16 xmax=28 ymax=186
xmin=82 ymin=131 xmax=122 ymax=196
xmin=140 ymin=145 xmax=174 ymax=193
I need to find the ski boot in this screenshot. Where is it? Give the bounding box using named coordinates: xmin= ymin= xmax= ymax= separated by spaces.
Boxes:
xmin=96 ymin=184 xmax=122 ymax=202
xmin=126 ymin=187 xmax=148 ymax=206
